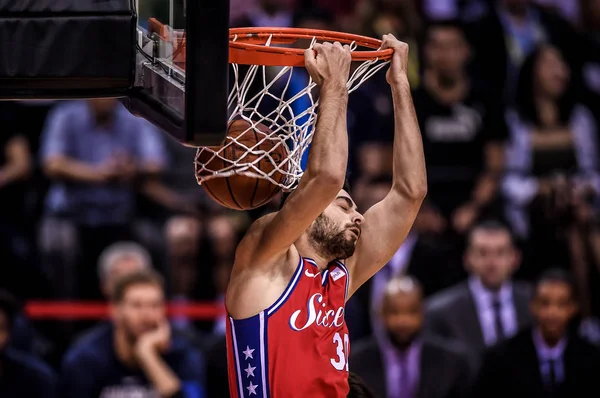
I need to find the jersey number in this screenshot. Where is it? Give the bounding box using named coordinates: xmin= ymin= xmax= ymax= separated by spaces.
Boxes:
xmin=330 ymin=332 xmax=349 ymax=371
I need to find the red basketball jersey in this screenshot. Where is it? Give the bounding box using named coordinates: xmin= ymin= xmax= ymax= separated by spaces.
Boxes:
xmin=226 ymin=256 xmax=351 ymax=398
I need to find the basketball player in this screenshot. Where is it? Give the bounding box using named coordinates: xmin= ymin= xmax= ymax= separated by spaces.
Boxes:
xmin=225 ymin=34 xmax=426 ymax=397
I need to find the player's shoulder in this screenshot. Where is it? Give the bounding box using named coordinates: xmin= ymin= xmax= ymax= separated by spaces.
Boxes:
xmin=234 ymin=211 xmax=299 ymax=271
xmin=235 ymin=212 xmax=278 ymax=255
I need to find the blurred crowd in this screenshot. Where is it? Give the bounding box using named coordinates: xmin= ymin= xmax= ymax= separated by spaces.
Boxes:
xmin=2 ymin=0 xmax=600 ymax=397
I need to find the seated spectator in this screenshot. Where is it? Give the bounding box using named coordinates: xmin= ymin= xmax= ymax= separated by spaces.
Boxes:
xmin=97 ymin=241 xmax=153 ymax=299
xmin=60 ymin=269 xmax=205 ymax=398
xmin=350 ymin=276 xmax=471 ymax=398
xmin=472 ymin=269 xmax=600 ymax=397
xmin=467 ymin=0 xmax=579 ymax=104
xmin=0 ymin=290 xmax=57 ymax=398
xmin=40 ymin=99 xmax=167 ymax=300
xmin=503 ymin=45 xmax=600 ymax=321
xmin=413 ymin=20 xmax=507 ymax=235
xmin=425 ymin=221 xmax=532 ymax=370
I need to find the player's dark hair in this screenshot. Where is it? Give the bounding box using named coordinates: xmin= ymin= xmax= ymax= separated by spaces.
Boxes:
xmin=534 ymin=268 xmax=579 ymax=303
xmin=467 ymin=219 xmax=515 ymax=247
xmin=347 ymin=372 xmax=376 ymax=398
xmin=0 ymin=289 xmax=20 ymax=328
xmin=279 ymin=178 xmax=351 ymax=210
xmin=111 ymin=269 xmax=165 ymax=303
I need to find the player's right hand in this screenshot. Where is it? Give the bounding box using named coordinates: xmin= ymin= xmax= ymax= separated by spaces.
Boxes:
xmin=304 ymin=42 xmax=351 ymax=89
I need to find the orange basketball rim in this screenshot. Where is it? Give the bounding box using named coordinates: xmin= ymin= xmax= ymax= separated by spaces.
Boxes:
xmin=229 ymin=27 xmax=394 ymax=67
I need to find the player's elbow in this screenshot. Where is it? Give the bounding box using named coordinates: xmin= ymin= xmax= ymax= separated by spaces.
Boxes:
xmin=393 ymin=179 xmax=427 ymax=202
xmin=307 ymin=169 xmax=346 ymax=192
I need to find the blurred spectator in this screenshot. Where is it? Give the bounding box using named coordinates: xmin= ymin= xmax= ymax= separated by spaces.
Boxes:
xmin=533 ymin=0 xmax=581 ymax=26
xmin=40 ymin=99 xmax=167 ymax=299
xmin=204 ymin=335 xmax=229 ymax=398
xmin=354 ymin=0 xmax=422 ymax=87
xmin=0 ymin=290 xmax=57 ymax=398
xmin=60 ymin=269 xmax=205 ymax=398
xmin=579 ymin=0 xmax=600 ymax=129
xmin=347 ymin=175 xmax=461 ymax=341
xmin=502 ymin=45 xmax=600 ymax=319
xmin=98 ymin=242 xmax=153 ymax=299
xmin=472 ymin=269 xmax=600 ymax=398
xmin=413 ymin=20 xmax=508 ymax=235
xmin=350 ymin=276 xmax=472 ymax=398
xmin=468 ymin=0 xmax=579 ymax=103
xmin=425 ymin=221 xmax=532 ymax=370
xmin=0 ymin=102 xmax=49 ymax=300
xmin=167 ymin=216 xmax=203 ymax=331
xmin=232 ymin=0 xmax=296 ymax=27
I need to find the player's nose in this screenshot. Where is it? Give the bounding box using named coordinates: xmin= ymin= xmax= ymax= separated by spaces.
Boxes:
xmin=353 ymin=212 xmax=365 ymax=225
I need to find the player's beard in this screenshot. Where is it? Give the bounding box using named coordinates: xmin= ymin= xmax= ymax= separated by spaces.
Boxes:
xmin=309 ymin=214 xmax=357 ymax=261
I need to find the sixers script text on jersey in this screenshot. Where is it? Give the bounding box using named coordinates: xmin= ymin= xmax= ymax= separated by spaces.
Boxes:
xmin=226 ymin=256 xmax=351 ymax=397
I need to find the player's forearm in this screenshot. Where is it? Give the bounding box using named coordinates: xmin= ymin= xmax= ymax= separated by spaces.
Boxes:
xmin=390 ymin=78 xmax=427 ymax=200
xmin=304 ymin=83 xmax=349 ymax=184
xmin=136 ymin=348 xmax=182 ymax=398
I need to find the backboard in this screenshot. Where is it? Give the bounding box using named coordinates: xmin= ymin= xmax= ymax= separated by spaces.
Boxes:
xmin=126 ymin=0 xmax=230 ymax=146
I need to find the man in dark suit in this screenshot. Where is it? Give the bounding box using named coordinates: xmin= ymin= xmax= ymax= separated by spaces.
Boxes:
xmin=347 ymin=174 xmax=462 ymax=341
xmin=424 ymin=221 xmax=531 ymax=369
xmin=472 ymin=269 xmax=600 ymax=398
xmin=351 ymin=276 xmax=471 ymax=398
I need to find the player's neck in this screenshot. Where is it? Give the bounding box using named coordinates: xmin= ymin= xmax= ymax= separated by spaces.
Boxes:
xmin=295 ymin=239 xmax=332 ymax=271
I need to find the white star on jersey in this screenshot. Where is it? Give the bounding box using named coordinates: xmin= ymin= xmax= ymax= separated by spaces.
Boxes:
xmin=247 ymin=381 xmax=258 ymax=395
xmin=243 ymin=346 xmax=255 ymax=360
xmin=245 ymin=363 xmax=256 ymax=378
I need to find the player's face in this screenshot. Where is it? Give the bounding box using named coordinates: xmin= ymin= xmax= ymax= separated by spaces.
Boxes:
xmin=113 ymin=283 xmax=165 ymax=342
xmin=425 ymin=27 xmax=469 ymax=77
xmin=0 ymin=312 xmax=9 ymax=351
xmin=465 ymin=230 xmax=518 ymax=290
xmin=309 ymin=190 xmax=364 ymax=260
xmin=531 ymin=281 xmax=577 ymax=340
xmin=382 ymin=291 xmax=423 ymax=348
xmin=535 ymin=47 xmax=570 ymax=99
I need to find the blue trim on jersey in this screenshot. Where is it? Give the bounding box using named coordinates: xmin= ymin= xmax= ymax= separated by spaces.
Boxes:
xmin=321 ymin=269 xmax=329 ymax=286
xmin=230 ymin=315 xmax=271 ymax=398
xmin=265 ymin=257 xmax=304 ymax=316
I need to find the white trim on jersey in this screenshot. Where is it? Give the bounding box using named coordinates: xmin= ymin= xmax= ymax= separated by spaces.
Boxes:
xmin=259 ymin=312 xmax=268 ymax=398
xmin=267 ymin=258 xmax=304 ymax=316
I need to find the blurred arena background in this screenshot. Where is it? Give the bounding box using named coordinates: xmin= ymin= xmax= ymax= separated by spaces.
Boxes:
xmin=2 ymin=0 xmax=600 ymax=397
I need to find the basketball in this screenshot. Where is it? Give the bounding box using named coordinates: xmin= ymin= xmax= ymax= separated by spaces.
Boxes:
xmin=196 ymin=119 xmax=289 ymax=210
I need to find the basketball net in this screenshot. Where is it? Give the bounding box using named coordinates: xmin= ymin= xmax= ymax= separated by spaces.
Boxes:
xmin=194 ymin=34 xmax=389 ymax=191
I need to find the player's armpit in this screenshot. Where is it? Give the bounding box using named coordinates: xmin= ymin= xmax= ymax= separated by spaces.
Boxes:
xmin=236 ymin=173 xmax=344 ymax=269
xmin=345 ymin=189 xmax=424 ymax=297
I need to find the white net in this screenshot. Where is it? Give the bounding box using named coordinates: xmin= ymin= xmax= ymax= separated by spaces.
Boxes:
xmin=194 ymin=34 xmax=389 ymax=191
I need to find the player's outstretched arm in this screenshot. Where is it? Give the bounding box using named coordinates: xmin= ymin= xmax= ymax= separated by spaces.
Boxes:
xmin=346 ymin=35 xmax=427 ymax=296
xmin=237 ymin=42 xmax=352 ymax=267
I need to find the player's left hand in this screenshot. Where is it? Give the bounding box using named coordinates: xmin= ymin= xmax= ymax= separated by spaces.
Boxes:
xmin=381 ymin=33 xmax=409 ymax=86
xmin=135 ymin=321 xmax=171 ymax=354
